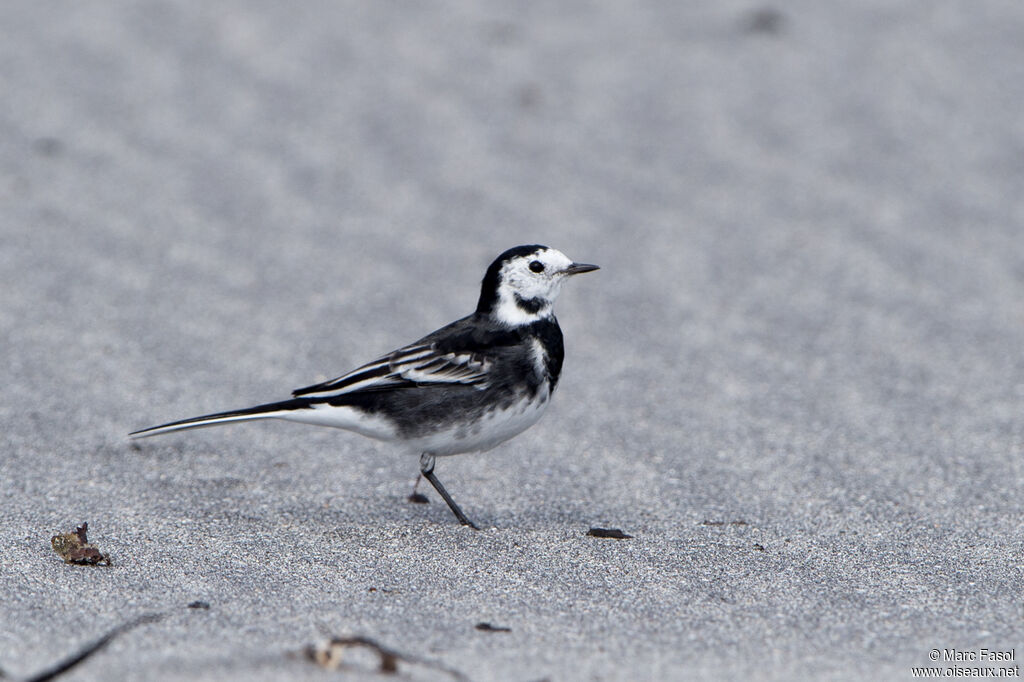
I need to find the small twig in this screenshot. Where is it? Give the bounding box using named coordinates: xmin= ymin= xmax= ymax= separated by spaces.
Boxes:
xmin=587 ymin=527 xmax=633 ymax=539
xmin=24 ymin=613 xmax=164 ymax=682
xmin=304 ymin=634 xmax=467 ymax=681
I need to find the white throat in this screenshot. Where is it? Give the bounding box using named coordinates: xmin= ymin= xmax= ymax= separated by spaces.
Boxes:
xmin=491 ymin=289 xmax=553 ymax=327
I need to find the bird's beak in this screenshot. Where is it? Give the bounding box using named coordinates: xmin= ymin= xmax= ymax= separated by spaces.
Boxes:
xmin=564 ymin=262 xmax=600 ymax=275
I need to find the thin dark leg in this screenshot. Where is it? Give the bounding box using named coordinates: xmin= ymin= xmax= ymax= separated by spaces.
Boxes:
xmin=419 ymin=453 xmax=479 ymax=529
xmin=407 ymin=474 xmax=429 ymax=504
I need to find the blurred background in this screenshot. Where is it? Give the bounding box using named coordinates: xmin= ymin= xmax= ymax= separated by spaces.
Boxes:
xmin=1 ymin=1 xmax=1021 ymax=680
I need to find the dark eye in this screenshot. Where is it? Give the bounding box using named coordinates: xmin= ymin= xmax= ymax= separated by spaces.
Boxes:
xmin=529 ymin=260 xmax=544 ymax=273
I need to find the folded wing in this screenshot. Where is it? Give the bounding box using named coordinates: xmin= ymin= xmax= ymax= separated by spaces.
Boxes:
xmin=292 ymin=344 xmax=490 ymax=398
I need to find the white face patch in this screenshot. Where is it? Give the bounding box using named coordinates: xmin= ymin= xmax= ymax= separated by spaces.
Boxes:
xmin=491 ymin=247 xmax=574 ymax=327
xmin=492 ymin=294 xmax=550 ymax=327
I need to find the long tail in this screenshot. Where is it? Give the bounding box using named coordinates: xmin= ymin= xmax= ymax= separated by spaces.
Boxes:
xmin=129 ymin=398 xmax=313 ymax=439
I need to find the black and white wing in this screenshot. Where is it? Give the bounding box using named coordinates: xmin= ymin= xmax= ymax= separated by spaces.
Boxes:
xmin=292 ymin=343 xmax=491 ymax=399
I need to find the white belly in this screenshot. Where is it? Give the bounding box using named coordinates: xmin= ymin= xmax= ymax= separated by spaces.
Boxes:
xmin=405 ymin=389 xmax=552 ymax=456
xmin=276 ymin=387 xmax=553 ymax=457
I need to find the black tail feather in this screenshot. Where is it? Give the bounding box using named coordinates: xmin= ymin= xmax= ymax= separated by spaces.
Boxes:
xmin=129 ymin=397 xmax=313 ymax=438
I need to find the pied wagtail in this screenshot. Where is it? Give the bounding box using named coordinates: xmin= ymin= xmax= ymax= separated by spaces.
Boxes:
xmin=131 ymin=245 xmax=598 ymax=529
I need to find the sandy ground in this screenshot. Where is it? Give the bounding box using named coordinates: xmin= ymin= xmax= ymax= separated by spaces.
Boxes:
xmin=1 ymin=2 xmax=1022 ymax=680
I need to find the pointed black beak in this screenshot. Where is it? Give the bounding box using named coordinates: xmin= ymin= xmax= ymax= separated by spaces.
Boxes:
xmin=564 ymin=262 xmax=600 ymax=275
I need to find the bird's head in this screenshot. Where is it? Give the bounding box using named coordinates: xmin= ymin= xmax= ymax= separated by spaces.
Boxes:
xmin=476 ymin=245 xmax=599 ymax=327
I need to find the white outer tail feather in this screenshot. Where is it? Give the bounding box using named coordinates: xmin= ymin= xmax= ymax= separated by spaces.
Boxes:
xmin=129 ymin=410 xmax=293 ymax=439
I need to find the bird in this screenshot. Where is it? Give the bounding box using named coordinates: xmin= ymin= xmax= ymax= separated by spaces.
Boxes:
xmin=130 ymin=245 xmax=598 ymax=529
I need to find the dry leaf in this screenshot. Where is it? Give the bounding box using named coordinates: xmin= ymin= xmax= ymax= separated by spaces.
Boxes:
xmin=51 ymin=523 xmax=111 ymax=565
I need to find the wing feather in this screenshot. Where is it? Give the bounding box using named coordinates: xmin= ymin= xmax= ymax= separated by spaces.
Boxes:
xmin=292 ymin=343 xmax=490 ymax=398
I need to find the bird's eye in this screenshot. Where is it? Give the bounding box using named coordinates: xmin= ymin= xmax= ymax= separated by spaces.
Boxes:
xmin=529 ymin=260 xmax=545 ymax=273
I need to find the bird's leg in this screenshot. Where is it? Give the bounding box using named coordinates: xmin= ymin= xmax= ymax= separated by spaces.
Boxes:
xmin=407 ymin=473 xmax=429 ymax=504
xmin=419 ymin=452 xmax=479 ymax=530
